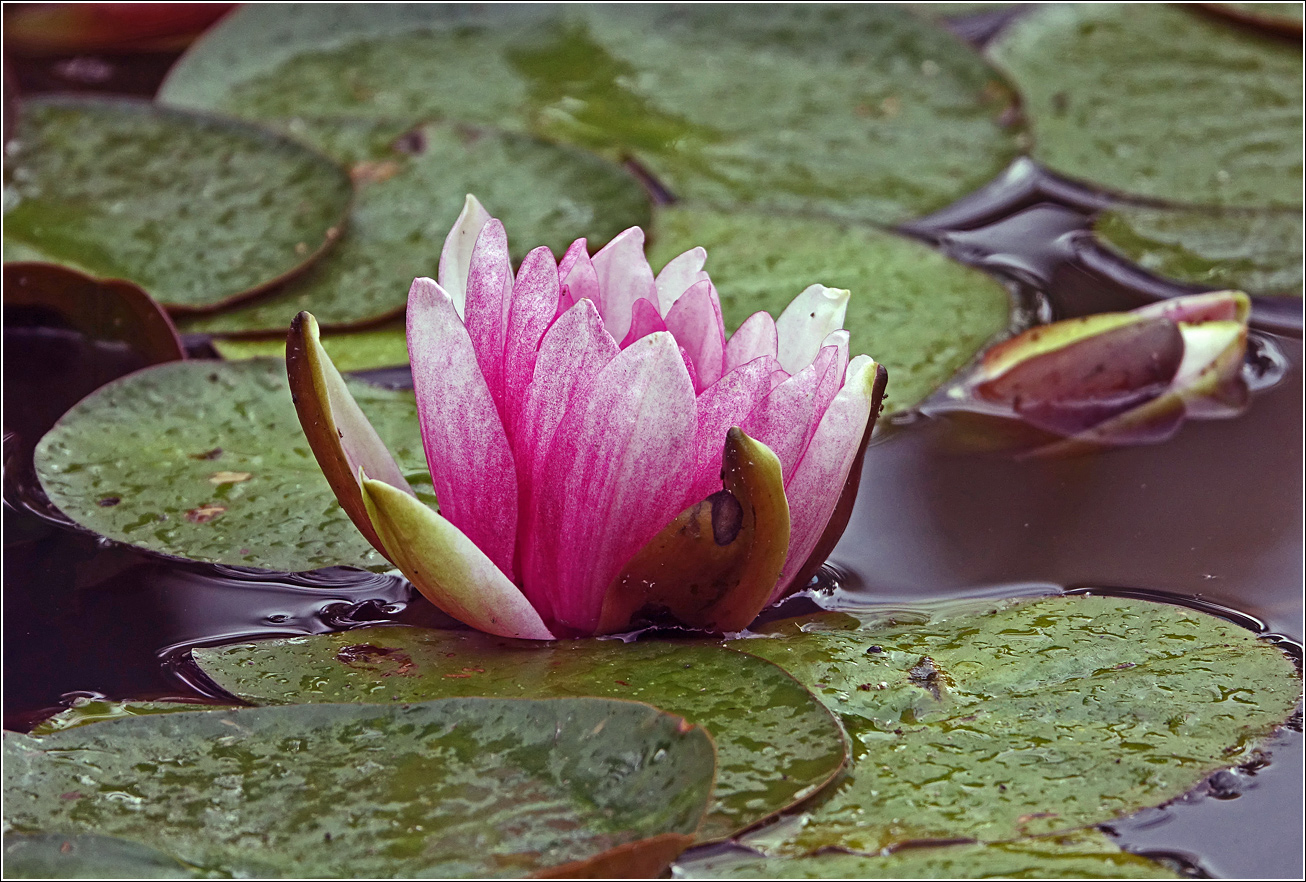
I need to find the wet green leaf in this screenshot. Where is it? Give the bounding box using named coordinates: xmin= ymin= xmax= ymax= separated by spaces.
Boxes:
xmin=33 ymin=358 xmax=426 ymax=572
xmin=181 ymin=119 xmax=651 ymax=335
xmin=676 ymin=829 xmax=1178 ymax=879
xmin=2 ymin=97 xmax=352 ymax=310
xmin=4 ymin=833 xmax=201 ymax=880
xmin=4 ymin=698 xmax=714 ymax=878
xmin=212 ymin=321 xmax=410 ymax=371
xmin=160 ymin=4 xmax=1025 ymax=224
xmin=1093 ymin=206 xmax=1303 ymax=298
xmin=647 ymin=206 xmax=1012 ymax=413
xmin=194 ymin=627 xmax=847 ymax=843
xmin=987 ymin=3 xmax=1303 ymax=207
xmin=1203 ymin=2 xmax=1305 ymax=34
xmin=728 ymin=595 xmax=1300 ymax=854
xmin=28 ymin=698 xmax=237 ymax=736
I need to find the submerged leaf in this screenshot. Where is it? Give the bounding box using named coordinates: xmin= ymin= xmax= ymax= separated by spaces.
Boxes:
xmin=4 ymin=698 xmax=715 ymax=878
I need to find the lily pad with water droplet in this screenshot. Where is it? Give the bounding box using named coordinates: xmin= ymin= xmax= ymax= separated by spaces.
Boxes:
xmin=159 ymin=4 xmax=1026 ymax=225
xmin=33 ymin=358 xmax=426 ymax=572
xmin=3 ymin=698 xmax=714 ymax=878
xmin=726 ymin=594 xmax=1299 ymax=855
xmin=987 ymin=3 xmax=1303 ymax=208
xmin=180 ymin=119 xmax=651 ymax=336
xmin=1093 ymin=205 xmax=1303 ymax=298
xmin=675 ymin=828 xmax=1178 ymax=879
xmin=646 ymin=206 xmax=1013 ymax=413
xmin=193 ymin=627 xmax=848 ymax=843
xmin=2 ymin=96 xmax=352 ymax=311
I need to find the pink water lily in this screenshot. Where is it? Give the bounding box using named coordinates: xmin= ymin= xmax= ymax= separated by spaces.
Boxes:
xmin=926 ymin=290 xmax=1251 ymax=456
xmin=287 ymin=196 xmax=887 ymax=640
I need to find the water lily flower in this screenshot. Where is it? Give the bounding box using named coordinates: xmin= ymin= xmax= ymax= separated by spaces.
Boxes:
xmin=926 ymin=290 xmax=1251 ymax=455
xmin=287 ymin=196 xmax=887 ymax=640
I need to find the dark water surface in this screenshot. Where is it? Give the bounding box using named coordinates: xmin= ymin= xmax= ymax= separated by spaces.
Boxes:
xmin=4 ymin=14 xmax=1303 ymax=880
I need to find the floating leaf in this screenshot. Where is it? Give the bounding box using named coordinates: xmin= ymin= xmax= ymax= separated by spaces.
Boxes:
xmin=646 ymin=206 xmax=1012 ymax=413
xmin=160 ymin=4 xmax=1026 ymax=224
xmin=28 ymin=698 xmax=236 ymax=736
xmin=987 ymin=4 xmax=1303 ymax=207
xmin=4 ymin=698 xmax=714 ymax=878
xmin=212 ymin=321 xmax=410 ymax=371
xmin=3 ymin=833 xmax=201 ymax=880
xmin=34 ymin=358 xmax=425 ymax=572
xmin=728 ymin=595 xmax=1299 ymax=854
xmin=2 ymin=97 xmax=353 ymax=310
xmin=1093 ymin=205 xmax=1303 ymax=298
xmin=676 ymin=829 xmax=1178 ymax=879
xmin=194 ymin=627 xmax=848 ymax=843
xmin=181 ymin=119 xmax=651 ymax=335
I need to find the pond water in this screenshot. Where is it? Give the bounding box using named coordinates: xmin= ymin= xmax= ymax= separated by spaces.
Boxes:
xmin=3 ymin=12 xmax=1302 ymax=880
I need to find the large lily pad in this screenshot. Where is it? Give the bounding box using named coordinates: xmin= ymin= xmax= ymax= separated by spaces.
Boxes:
xmin=647 ymin=206 xmax=1013 ymax=413
xmin=181 ymin=119 xmax=651 ymax=336
xmin=987 ymin=3 xmax=1303 ymax=207
xmin=1092 ymin=205 xmax=1303 ymax=298
xmin=2 ymin=97 xmax=352 ymax=310
xmin=194 ymin=627 xmax=848 ymax=843
xmin=33 ymin=358 xmax=426 ymax=572
xmin=4 ymin=698 xmax=714 ymax=877
xmin=676 ymin=829 xmax=1178 ymax=879
xmin=728 ymin=595 xmax=1299 ymax=854
xmin=159 ymin=4 xmax=1026 ymax=224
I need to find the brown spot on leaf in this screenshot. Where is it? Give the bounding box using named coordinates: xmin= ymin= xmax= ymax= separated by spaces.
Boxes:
xmin=97 ymin=496 xmax=120 ymax=507
xmin=189 ymin=447 xmax=223 ymax=460
xmin=186 ymin=504 xmax=225 ymax=524
xmin=350 ymin=160 xmax=402 ymax=185
xmin=60 ymin=791 xmax=83 ymax=800
xmin=335 ymin=644 xmax=416 ymax=677
xmin=208 ymin=471 xmax=252 ymax=485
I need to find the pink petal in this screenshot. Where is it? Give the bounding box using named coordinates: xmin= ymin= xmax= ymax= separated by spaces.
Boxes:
xmin=437 ymin=194 xmax=492 ymax=317
xmin=686 ymin=355 xmax=782 ymax=503
xmin=620 ymin=297 xmax=668 ymax=347
xmin=654 ymin=246 xmax=709 ymax=314
xmin=664 ymin=279 xmax=726 ymax=392
xmin=775 ymin=284 xmax=850 ymax=374
xmin=462 ymin=219 xmax=514 ymax=417
xmin=773 ymin=355 xmax=880 ymax=602
xmin=526 ymin=331 xmax=696 ymax=635
xmin=591 ymin=226 xmax=655 ymax=342
xmin=741 ymin=344 xmax=842 ymax=483
xmin=557 ymin=237 xmax=599 ymax=318
xmin=724 ymin=310 xmax=779 ymax=373
xmin=361 ymin=477 xmax=553 ymax=640
xmin=501 ymin=246 xmax=561 ymax=440
xmin=516 ymin=300 xmax=619 ymax=619
xmin=407 ymin=277 xmax=518 ymax=579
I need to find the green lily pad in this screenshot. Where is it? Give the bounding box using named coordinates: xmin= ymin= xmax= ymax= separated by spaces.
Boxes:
xmin=4 ymin=698 xmax=714 ymax=877
xmin=213 ymin=320 xmax=410 ymax=371
xmin=193 ymin=627 xmax=848 ymax=843
xmin=727 ymin=595 xmax=1299 ymax=854
xmin=180 ymin=119 xmax=651 ymax=336
xmin=2 ymin=96 xmax=352 ymax=311
xmin=33 ymin=358 xmax=426 ymax=572
xmin=676 ymin=829 xmax=1178 ymax=879
xmin=646 ymin=206 xmax=1013 ymax=413
xmin=159 ymin=4 xmax=1026 ymax=224
xmin=4 ymin=833 xmax=201 ymax=880
xmin=1093 ymin=205 xmax=1303 ymax=298
xmin=29 ymin=698 xmax=238 ymax=736
xmin=987 ymin=3 xmax=1303 ymax=207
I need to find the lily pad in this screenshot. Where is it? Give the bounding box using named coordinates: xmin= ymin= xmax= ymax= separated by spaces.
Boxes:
xmin=4 ymin=698 xmax=714 ymax=877
xmin=728 ymin=595 xmax=1299 ymax=854
xmin=159 ymin=4 xmax=1026 ymax=224
xmin=646 ymin=206 xmax=1013 ymax=413
xmin=1093 ymin=205 xmax=1303 ymax=298
xmin=212 ymin=320 xmax=410 ymax=371
xmin=29 ymin=698 xmax=237 ymax=736
xmin=4 ymin=833 xmax=200 ymax=880
xmin=33 ymin=358 xmax=426 ymax=572
xmin=2 ymin=96 xmax=352 ymax=310
xmin=181 ymin=119 xmax=651 ymax=335
xmin=676 ymin=829 xmax=1178 ymax=879
xmin=194 ymin=627 xmax=848 ymax=843
xmin=987 ymin=3 xmax=1303 ymax=207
